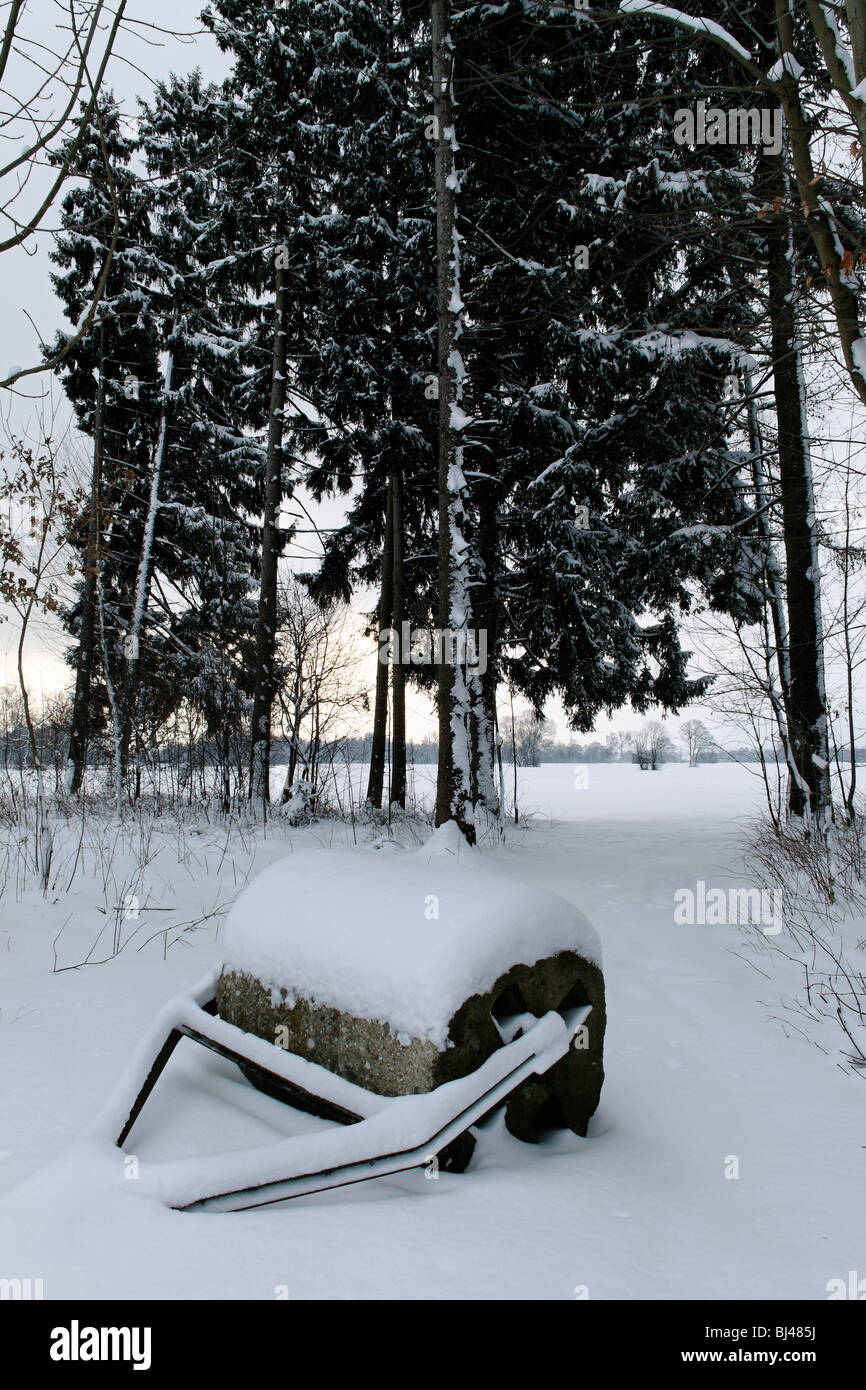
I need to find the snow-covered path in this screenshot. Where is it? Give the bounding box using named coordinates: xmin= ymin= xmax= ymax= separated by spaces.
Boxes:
xmin=0 ymin=765 xmax=862 ymax=1299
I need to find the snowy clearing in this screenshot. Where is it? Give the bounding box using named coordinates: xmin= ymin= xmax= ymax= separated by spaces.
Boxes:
xmin=0 ymin=762 xmax=863 ymax=1300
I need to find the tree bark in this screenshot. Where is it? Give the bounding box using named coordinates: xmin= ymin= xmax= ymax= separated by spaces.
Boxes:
xmin=117 ymin=331 xmax=175 ymax=791
xmin=745 ymin=367 xmax=795 ymax=785
xmin=845 ymin=0 xmax=866 ymax=83
xmin=390 ymin=460 xmax=406 ymax=808
xmin=432 ymin=0 xmax=475 ymax=841
xmin=249 ymin=258 xmax=288 ymax=813
xmin=366 ymin=471 xmax=394 ymax=808
xmin=761 ymin=150 xmax=832 ymax=828
xmin=469 ymin=478 xmax=499 ymax=814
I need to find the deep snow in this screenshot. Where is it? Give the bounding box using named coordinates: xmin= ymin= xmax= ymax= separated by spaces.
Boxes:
xmin=0 ymin=762 xmax=863 ymax=1300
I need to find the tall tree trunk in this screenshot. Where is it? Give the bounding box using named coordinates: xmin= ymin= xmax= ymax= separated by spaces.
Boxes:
xmin=745 ymin=368 xmax=795 ymax=789
xmin=121 ymin=334 xmax=175 ymax=788
xmin=509 ymin=680 xmax=518 ymax=824
xmin=432 ymin=0 xmax=475 ymax=841
xmin=469 ymin=479 xmax=498 ymax=815
xmin=221 ymin=697 xmax=231 ymax=816
xmin=366 ymin=472 xmax=394 ymax=808
xmin=390 ymin=460 xmax=406 ymax=808
xmin=762 ymin=150 xmax=832 ymax=831
xmin=381 ymin=15 xmax=405 ymax=814
xmin=66 ymin=324 xmax=106 ymax=795
xmin=249 ymin=259 xmax=288 ymax=813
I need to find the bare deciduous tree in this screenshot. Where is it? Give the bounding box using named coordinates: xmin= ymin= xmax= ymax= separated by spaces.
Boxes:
xmin=606 ymin=730 xmax=634 ymax=762
xmin=0 ymin=431 xmax=81 ymax=881
xmin=681 ymin=719 xmax=714 ymax=768
xmin=0 ymin=2 xmax=129 ymax=390
xmin=502 ymin=710 xmax=552 ymax=769
xmin=633 ymin=719 xmax=672 ymax=771
xmin=274 ymin=577 xmax=368 ymax=821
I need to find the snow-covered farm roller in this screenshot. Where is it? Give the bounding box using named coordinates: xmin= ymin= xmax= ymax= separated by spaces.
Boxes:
xmin=99 ymin=831 xmax=605 ymax=1211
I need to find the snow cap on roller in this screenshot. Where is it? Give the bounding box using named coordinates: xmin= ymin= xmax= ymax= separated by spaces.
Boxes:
xmin=222 ymin=825 xmax=602 ymax=1049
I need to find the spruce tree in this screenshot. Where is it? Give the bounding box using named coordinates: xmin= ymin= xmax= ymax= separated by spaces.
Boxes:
xmin=203 ymin=0 xmax=331 ymax=812
xmin=47 ymin=95 xmax=161 ymax=792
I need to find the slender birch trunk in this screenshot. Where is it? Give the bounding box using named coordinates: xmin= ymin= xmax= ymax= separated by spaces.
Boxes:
xmin=121 ymin=330 xmax=175 ymax=783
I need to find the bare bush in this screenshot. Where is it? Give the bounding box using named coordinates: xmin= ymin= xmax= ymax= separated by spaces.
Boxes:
xmin=743 ymin=812 xmax=866 ymax=1071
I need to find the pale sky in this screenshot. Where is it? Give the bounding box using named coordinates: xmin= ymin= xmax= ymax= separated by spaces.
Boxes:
xmin=0 ymin=1 xmax=234 ymax=699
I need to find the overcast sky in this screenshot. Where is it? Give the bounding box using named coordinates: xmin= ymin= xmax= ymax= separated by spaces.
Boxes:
xmin=1 ymin=2 xmax=232 ymax=396
xmin=0 ymin=4 xmax=238 ymax=696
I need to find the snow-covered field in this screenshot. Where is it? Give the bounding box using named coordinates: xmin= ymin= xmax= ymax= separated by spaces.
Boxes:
xmin=1 ymin=762 xmax=863 ymax=1300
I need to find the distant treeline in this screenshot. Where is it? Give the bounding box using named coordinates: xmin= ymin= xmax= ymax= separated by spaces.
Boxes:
xmin=292 ymin=736 xmax=866 ymax=767
xmin=2 ymin=706 xmax=864 ymax=776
